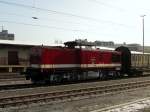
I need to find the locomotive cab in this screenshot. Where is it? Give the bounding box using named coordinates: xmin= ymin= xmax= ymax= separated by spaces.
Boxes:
xmin=30 ymin=47 xmax=42 ymax=65
xmin=25 ymin=47 xmax=42 ymax=81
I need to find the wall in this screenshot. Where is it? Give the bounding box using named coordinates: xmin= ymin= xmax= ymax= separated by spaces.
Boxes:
xmin=0 ymin=45 xmax=30 ymax=65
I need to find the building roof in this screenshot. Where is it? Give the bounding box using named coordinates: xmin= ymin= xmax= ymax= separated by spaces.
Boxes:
xmin=98 ymin=46 xmax=150 ymax=54
xmin=0 ymin=40 xmax=63 ymax=47
xmin=97 ymin=46 xmax=115 ymax=51
xmin=0 ymin=40 xmax=149 ymax=54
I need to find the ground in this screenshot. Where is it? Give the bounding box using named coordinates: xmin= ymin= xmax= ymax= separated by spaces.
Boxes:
xmin=2 ymin=85 xmax=150 ymax=112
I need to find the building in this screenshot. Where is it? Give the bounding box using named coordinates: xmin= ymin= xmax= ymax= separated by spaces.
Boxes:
xmin=0 ymin=30 xmax=14 ymax=40
xmin=126 ymin=44 xmax=141 ymax=51
xmin=0 ymin=40 xmax=63 ymax=73
xmin=74 ymin=39 xmax=150 ymax=52
xmin=94 ymin=41 xmax=114 ymax=47
xmin=115 ymin=43 xmax=150 ymax=53
xmin=74 ymin=39 xmax=115 ymax=47
xmin=0 ymin=40 xmax=34 ymax=72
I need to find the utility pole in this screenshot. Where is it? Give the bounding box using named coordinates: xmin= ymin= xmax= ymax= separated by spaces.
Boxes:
xmin=141 ymin=15 xmax=146 ymax=54
xmin=141 ymin=15 xmax=146 ymax=66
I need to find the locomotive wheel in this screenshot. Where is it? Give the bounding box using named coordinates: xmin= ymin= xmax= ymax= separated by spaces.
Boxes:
xmin=99 ymin=71 xmax=107 ymax=80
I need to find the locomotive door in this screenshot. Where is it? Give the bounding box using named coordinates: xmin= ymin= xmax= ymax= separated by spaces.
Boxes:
xmin=75 ymin=49 xmax=81 ymax=67
xmin=8 ymin=51 xmax=19 ymax=65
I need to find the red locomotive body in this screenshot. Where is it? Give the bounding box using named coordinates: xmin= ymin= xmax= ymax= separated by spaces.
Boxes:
xmin=26 ymin=42 xmax=121 ymax=83
xmin=80 ymin=49 xmax=121 ymax=69
xmin=30 ymin=47 xmax=80 ymax=70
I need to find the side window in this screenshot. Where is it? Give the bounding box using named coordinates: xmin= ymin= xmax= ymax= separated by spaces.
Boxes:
xmin=138 ymin=55 xmax=140 ymax=61
xmin=144 ymin=55 xmax=146 ymax=63
xmin=139 ymin=55 xmax=141 ymax=61
xmin=135 ymin=55 xmax=137 ymax=61
xmin=132 ymin=55 xmax=135 ymax=61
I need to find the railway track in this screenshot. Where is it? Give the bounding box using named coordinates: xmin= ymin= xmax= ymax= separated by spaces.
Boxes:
xmin=1 ymin=80 xmax=150 ymax=108
xmin=0 ymin=83 xmax=38 ymax=91
xmin=0 ymin=73 xmax=149 ymax=91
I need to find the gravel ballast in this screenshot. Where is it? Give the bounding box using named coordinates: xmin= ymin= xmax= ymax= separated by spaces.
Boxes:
xmin=1 ymin=77 xmax=150 ymax=112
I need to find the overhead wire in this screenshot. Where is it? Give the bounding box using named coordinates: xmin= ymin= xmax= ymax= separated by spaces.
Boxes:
xmin=87 ymin=0 xmax=147 ymax=17
xmin=0 ymin=11 xmax=103 ymax=28
xmin=0 ymin=20 xmax=121 ymax=37
xmin=0 ymin=11 xmax=133 ymax=30
xmin=0 ymin=20 xmax=83 ymax=32
xmin=0 ymin=0 xmax=141 ymax=42
xmin=0 ymin=0 xmax=134 ymax=28
xmin=87 ymin=0 xmax=125 ymax=12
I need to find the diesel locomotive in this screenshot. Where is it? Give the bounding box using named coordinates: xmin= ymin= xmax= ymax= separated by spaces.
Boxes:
xmin=25 ymin=41 xmax=150 ymax=83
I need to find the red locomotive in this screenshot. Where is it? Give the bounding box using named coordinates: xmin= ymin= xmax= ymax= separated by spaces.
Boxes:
xmin=26 ymin=41 xmax=122 ymax=83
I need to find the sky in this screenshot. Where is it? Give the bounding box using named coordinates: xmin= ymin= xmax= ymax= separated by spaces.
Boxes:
xmin=0 ymin=0 xmax=150 ymax=45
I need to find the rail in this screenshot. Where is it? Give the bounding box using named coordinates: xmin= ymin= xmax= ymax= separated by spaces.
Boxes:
xmin=1 ymin=80 xmax=150 ymax=108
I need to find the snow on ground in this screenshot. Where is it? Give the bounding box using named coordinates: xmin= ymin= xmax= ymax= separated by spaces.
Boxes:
xmin=103 ymin=98 xmax=150 ymax=112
